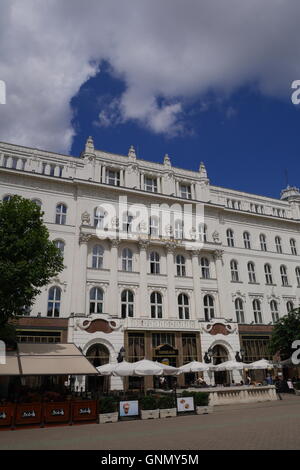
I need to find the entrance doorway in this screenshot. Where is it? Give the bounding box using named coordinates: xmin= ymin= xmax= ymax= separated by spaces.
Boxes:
xmin=212 ymin=345 xmax=229 ymax=385
xmin=86 ymin=343 xmax=110 ymax=393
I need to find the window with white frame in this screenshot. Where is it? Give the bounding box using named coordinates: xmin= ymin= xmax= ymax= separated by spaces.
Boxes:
xmin=32 ymin=199 xmax=42 ymax=208
xmin=226 ymin=229 xmax=234 ymax=247
xmin=247 ymin=262 xmax=256 ymax=283
xmin=55 ymin=203 xmax=67 ymax=225
xmin=150 ymin=292 xmax=163 ymax=318
xmin=296 ymin=267 xmax=300 ymax=287
xmin=92 ymin=245 xmax=104 ymax=269
xmin=176 ymin=255 xmax=186 ymax=276
xmin=89 ymin=287 xmax=104 ymax=314
xmin=270 ymin=300 xmax=279 ymax=323
xmin=47 ymin=287 xmax=61 ymax=317
xmin=203 ymin=295 xmax=215 ymax=321
xmin=235 ymin=298 xmax=245 ymax=324
xmin=280 ymin=265 xmax=289 ymax=286
xmin=121 ymin=290 xmax=134 ymax=318
xmin=260 ymin=234 xmax=267 ymax=251
xmin=180 ymin=184 xmax=192 ymax=199
xmin=122 ymin=248 xmax=133 ymax=271
xmin=178 ymin=293 xmax=190 ymax=319
xmin=174 ymin=219 xmax=183 ymax=239
xmin=286 ymin=301 xmax=294 ymax=314
xmin=144 ymin=176 xmax=157 ymax=193
xmin=198 ymin=224 xmax=207 ymax=242
xmin=150 ymin=251 xmax=160 ymax=274
xmin=264 ymin=264 xmax=273 ymax=284
xmin=230 ymin=260 xmax=239 ymax=282
xmin=94 ymin=207 xmax=105 ymax=228
xmin=290 ymin=238 xmax=297 ymax=255
xmin=122 ymin=212 xmax=133 ymax=233
xmin=149 ymin=216 xmax=159 ymax=236
xmin=54 ymin=240 xmax=65 ymax=257
xmin=200 ymin=257 xmax=210 ymax=279
xmin=275 ymin=236 xmax=282 ymax=254
xmin=3 ymin=194 xmax=13 ymax=202
xmin=253 ymin=299 xmax=262 ymax=324
xmin=243 ymin=232 xmax=251 ymax=249
xmin=106 ymin=169 xmax=120 ymax=186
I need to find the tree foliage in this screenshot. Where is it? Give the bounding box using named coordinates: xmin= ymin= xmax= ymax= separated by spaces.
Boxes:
xmin=0 ymin=195 xmax=64 ymax=325
xmin=269 ymin=308 xmax=300 ymax=359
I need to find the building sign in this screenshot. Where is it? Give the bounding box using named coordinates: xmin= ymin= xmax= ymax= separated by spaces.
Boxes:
xmin=155 ymin=344 xmax=178 ymax=356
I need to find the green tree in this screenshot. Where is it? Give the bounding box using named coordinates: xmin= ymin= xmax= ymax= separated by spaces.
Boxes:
xmin=269 ymin=308 xmax=300 ymax=360
xmin=0 ymin=195 xmax=64 ymax=326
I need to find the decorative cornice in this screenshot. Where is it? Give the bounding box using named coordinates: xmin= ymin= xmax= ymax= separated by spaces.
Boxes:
xmin=213 ymin=249 xmax=224 ymax=261
xmin=79 ymin=232 xmax=93 ymax=245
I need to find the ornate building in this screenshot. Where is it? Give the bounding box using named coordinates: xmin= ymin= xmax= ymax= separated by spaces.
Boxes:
xmin=1 ymin=137 xmax=299 ymax=390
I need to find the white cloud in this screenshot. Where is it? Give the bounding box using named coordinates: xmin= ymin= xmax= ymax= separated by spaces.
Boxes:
xmin=0 ymin=0 xmax=300 ymax=152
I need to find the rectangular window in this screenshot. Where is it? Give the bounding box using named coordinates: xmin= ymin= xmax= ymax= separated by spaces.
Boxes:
xmin=144 ymin=176 xmax=157 ymax=193
xmin=180 ymin=184 xmax=192 ymax=199
xmin=107 ymin=170 xmax=120 ymax=186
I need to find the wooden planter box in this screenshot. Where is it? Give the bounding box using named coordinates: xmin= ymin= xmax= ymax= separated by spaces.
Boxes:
xmin=99 ymin=412 xmax=118 ymax=424
xmin=196 ymin=405 xmax=213 ymax=415
xmin=15 ymin=403 xmax=42 ymax=426
xmin=0 ymin=404 xmax=15 ymax=428
xmin=141 ymin=409 xmax=159 ymax=420
xmin=159 ymin=408 xmax=177 ymax=419
xmin=43 ymin=402 xmax=71 ymax=425
xmin=71 ymin=400 xmax=98 ymax=424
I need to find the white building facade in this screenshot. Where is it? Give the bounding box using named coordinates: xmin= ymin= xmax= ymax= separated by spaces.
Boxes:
xmin=1 ymin=138 xmax=300 ymax=389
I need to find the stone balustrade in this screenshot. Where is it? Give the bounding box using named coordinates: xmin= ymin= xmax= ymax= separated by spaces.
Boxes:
xmin=187 ymin=385 xmax=277 ymax=406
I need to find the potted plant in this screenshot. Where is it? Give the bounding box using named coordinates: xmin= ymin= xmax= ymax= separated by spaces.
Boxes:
xmin=99 ymin=396 xmax=118 ymax=424
xmin=193 ymin=392 xmax=212 ymax=415
xmin=140 ymin=395 xmax=159 ymax=420
xmin=158 ymin=395 xmax=177 ymax=418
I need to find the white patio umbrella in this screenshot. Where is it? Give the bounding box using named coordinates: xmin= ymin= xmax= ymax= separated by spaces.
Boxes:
xmin=97 ymin=362 xmax=116 ymax=375
xmin=112 ymin=360 xmax=136 ymax=377
xmin=179 ymin=361 xmax=210 ymax=373
xmin=155 ymin=361 xmax=181 ymax=376
xmin=213 ymin=360 xmax=247 ymax=371
xmin=247 ymin=359 xmax=273 ymax=370
xmin=134 ymin=359 xmax=164 ymax=376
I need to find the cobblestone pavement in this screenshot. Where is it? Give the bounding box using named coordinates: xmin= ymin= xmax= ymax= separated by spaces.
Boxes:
xmin=1 ymin=394 xmax=300 ymax=450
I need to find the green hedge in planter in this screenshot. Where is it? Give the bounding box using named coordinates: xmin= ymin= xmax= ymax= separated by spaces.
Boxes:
xmin=99 ymin=396 xmax=117 ymax=414
xmin=181 ymin=390 xmax=209 ymax=406
xmin=140 ymin=395 xmax=158 ymax=410
xmin=158 ymin=395 xmax=176 ymax=409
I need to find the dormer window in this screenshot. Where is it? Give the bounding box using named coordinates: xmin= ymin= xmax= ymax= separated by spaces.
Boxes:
xmin=180 ymin=184 xmax=191 ymax=199
xmin=107 ymin=169 xmax=120 ymax=186
xmin=144 ymin=176 xmax=157 ymax=193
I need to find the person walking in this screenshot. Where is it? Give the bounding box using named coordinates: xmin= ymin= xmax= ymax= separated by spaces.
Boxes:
xmin=274 ymin=376 xmax=283 ymax=400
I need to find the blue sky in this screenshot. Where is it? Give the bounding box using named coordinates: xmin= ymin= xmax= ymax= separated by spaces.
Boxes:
xmin=71 ymin=64 xmax=300 ymax=199
xmin=1 ymin=1 xmax=300 ymax=200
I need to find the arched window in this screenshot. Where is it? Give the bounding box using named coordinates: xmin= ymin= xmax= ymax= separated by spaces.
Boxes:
xmin=94 ymin=207 xmax=105 ymax=228
xmin=275 ymin=236 xmax=282 ymax=254
xmin=203 ymin=295 xmax=214 ymax=321
xmin=176 ymin=255 xmax=186 ymax=276
xmin=122 ymin=248 xmax=133 ymax=272
xmin=32 ymin=199 xmax=42 ymax=208
xmin=149 ymin=216 xmax=159 ymax=236
xmin=280 ymin=265 xmax=288 ymax=286
xmin=92 ymin=245 xmax=104 ymax=269
xmin=253 ymin=299 xmax=262 ymax=324
xmin=226 ymin=229 xmax=234 ymax=247
xmin=296 ymin=267 xmax=300 ymax=287
xmin=89 ymin=287 xmax=104 ymax=314
xmin=86 ymin=344 xmax=109 ymax=368
xmin=150 ymin=292 xmax=162 ymax=318
xmin=287 ymin=301 xmax=294 ymax=314
xmin=178 ymin=294 xmax=189 ymax=319
xmin=198 ymin=224 xmax=207 ymax=242
xmin=230 ymin=260 xmax=239 ymax=282
xmin=260 ymin=234 xmax=267 ymax=251
xmin=270 ymin=300 xmax=279 ymax=323
xmin=121 ymin=290 xmax=134 ymax=318
xmin=55 ymin=203 xmax=67 ymax=225
xmin=174 ymin=220 xmax=183 ymax=239
xmin=264 ymin=264 xmax=273 ymax=285
xmin=290 ymin=238 xmax=297 ymax=255
xmin=122 ymin=212 xmax=133 ymax=233
xmin=200 ymin=257 xmax=210 ymax=279
xmin=150 ymin=251 xmax=160 ymax=274
xmin=243 ymin=232 xmax=251 ymax=249
xmin=247 ymin=262 xmax=256 ymax=283
xmin=235 ymin=298 xmax=245 ymax=324
xmin=47 ymin=287 xmax=61 ymax=317
xmin=54 ymin=240 xmax=65 ymax=256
